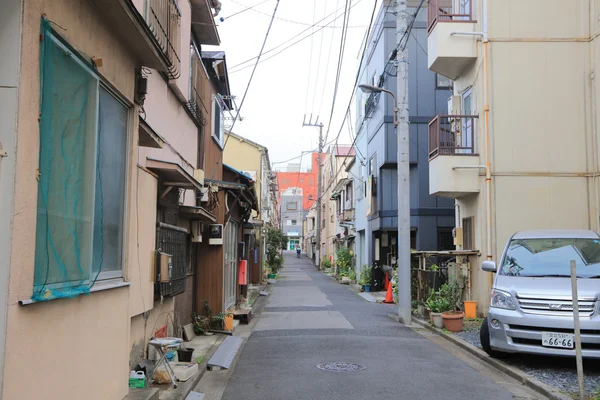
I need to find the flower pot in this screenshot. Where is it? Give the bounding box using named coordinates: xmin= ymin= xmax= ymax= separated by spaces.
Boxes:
xmin=463 ymin=301 xmax=477 ymax=319
xmin=177 ymin=348 xmax=194 ymax=362
xmin=441 ymin=311 xmax=465 ymax=332
xmin=360 ymin=285 xmax=365 ymax=292
xmin=268 ymin=274 xmax=276 ymax=279
xmin=364 ymin=285 xmax=371 ymax=292
xmin=431 ymin=312 xmax=444 ymax=329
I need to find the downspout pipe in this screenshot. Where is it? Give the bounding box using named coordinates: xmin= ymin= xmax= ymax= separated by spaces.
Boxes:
xmin=483 ymin=0 xmax=492 ymax=261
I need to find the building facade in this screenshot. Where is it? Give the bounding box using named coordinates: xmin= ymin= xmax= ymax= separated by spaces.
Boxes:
xmin=224 ymin=131 xmax=279 ymax=283
xmin=426 ymin=0 xmax=600 ymax=313
xmin=0 ymin=1 xmax=258 ymax=398
xmin=352 ymin=1 xmax=455 ymax=284
xmin=281 ymin=187 xmax=306 ymax=250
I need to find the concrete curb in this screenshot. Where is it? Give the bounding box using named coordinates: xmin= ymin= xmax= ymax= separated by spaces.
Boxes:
xmin=409 ymin=316 xmax=572 ymax=400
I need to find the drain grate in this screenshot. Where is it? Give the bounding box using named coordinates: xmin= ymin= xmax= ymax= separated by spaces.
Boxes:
xmin=316 ymin=362 xmax=366 ymax=373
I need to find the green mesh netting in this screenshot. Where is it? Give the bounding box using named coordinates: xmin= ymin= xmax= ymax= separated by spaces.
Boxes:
xmin=33 ymin=18 xmax=103 ymax=301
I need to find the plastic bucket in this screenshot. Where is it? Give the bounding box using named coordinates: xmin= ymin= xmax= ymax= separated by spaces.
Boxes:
xmin=463 ymin=301 xmax=477 ymax=319
xmin=177 ymin=348 xmax=194 ymax=362
xmin=224 ymin=314 xmax=234 ymax=331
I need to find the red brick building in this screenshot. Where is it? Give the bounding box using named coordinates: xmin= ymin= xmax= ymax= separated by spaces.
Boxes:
xmin=276 ymin=153 xmax=323 ymax=211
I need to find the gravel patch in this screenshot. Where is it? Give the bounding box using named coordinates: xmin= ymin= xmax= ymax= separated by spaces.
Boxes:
xmin=450 ymin=321 xmax=600 ymax=397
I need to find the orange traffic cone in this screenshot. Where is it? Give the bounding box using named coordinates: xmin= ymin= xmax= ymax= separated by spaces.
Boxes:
xmin=384 ymin=272 xmax=390 ymax=290
xmin=383 ymin=280 xmax=394 ymax=303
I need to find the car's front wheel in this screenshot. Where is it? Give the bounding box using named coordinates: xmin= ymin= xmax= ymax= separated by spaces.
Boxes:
xmin=480 ymin=317 xmax=509 ymax=359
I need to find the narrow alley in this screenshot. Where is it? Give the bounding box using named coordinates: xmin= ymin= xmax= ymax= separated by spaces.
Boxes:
xmin=194 ymin=253 xmax=549 ymax=400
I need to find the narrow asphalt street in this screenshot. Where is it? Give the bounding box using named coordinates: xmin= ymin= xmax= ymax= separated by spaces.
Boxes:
xmin=213 ymin=252 xmax=548 ymax=400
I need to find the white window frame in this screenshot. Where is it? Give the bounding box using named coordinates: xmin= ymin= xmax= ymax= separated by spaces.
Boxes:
xmin=212 ymin=95 xmax=225 ymax=147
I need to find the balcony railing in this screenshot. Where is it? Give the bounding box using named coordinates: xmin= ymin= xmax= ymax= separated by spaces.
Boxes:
xmin=147 ymin=0 xmax=182 ymax=79
xmin=428 ymin=0 xmax=475 ymax=34
xmin=186 ymin=50 xmax=208 ymax=126
xmin=428 ymin=115 xmax=478 ymax=159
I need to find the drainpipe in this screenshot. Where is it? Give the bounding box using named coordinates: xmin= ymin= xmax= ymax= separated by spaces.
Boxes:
xmin=482 ymin=0 xmax=492 ymax=262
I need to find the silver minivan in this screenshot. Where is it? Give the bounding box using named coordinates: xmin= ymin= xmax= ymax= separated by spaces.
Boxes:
xmin=480 ymin=229 xmax=600 ymax=358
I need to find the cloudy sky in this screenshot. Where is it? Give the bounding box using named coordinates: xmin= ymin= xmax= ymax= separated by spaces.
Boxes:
xmin=206 ymin=0 xmax=381 ymax=171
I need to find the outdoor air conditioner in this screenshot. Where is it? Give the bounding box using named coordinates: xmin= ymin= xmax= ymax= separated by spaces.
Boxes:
xmin=199 ymin=187 xmax=209 ymax=203
xmin=209 ymin=224 xmax=223 ymax=245
xmin=190 ymin=221 xmax=203 ymax=243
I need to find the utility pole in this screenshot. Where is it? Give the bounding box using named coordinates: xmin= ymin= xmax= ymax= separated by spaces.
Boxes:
xmin=396 ymin=0 xmax=411 ymax=325
xmin=303 ymin=116 xmax=324 ymax=268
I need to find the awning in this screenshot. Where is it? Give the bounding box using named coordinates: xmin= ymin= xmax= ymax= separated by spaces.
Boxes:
xmin=191 ymin=0 xmax=220 ymax=46
xmin=139 ymin=119 xmax=164 ymax=149
xmin=179 ymin=206 xmax=217 ymax=223
xmin=146 ymin=158 xmax=203 ymax=200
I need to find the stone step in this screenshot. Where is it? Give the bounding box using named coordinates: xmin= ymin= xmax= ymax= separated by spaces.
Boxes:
xmin=123 ymin=388 xmax=159 ymax=400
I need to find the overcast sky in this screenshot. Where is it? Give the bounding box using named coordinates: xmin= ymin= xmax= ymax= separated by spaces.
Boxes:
xmin=205 ymin=0 xmax=380 ymax=171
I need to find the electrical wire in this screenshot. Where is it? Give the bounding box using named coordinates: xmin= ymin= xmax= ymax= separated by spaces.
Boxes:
xmin=313 ymin=0 xmax=378 ymax=203
xmin=221 ymin=0 xmax=271 ymax=21
xmin=209 ymin=0 xmax=281 ymax=179
xmin=309 ymin=0 xmax=329 ymax=115
xmin=316 ymin=0 xmax=340 ymax=115
xmin=321 ymin=0 xmax=350 ymax=145
xmin=229 ymin=0 xmax=364 ymax=72
xmin=230 ymin=0 xmax=366 ymax=28
xmin=304 ymin=0 xmax=318 ymax=116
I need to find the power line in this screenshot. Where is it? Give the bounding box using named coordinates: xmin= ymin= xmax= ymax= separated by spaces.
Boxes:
xmin=309 ymin=0 xmax=329 ymax=115
xmin=209 ymin=0 xmax=281 ymax=179
xmin=220 ymin=0 xmax=271 ymax=22
xmin=230 ymin=0 xmax=367 ymax=28
xmin=321 ymin=0 xmax=350 ymax=145
xmin=314 ymin=0 xmax=378 ymax=202
xmin=304 ymin=0 xmax=318 ymax=115
xmin=229 ymin=0 xmax=364 ymax=72
xmin=316 ymin=0 xmax=340 ymax=115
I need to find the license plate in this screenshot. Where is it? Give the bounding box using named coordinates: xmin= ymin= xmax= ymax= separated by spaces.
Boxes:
xmin=542 ymin=332 xmax=574 ymax=349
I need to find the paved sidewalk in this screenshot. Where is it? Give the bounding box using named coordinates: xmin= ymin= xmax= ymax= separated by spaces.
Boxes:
xmin=215 ymin=252 xmax=548 ymax=400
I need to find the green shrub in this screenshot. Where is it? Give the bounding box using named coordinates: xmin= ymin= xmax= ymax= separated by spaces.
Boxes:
xmin=359 ymin=265 xmax=371 ymax=286
xmin=322 ymin=258 xmax=332 ymax=269
xmin=336 ymin=247 xmax=353 ymax=276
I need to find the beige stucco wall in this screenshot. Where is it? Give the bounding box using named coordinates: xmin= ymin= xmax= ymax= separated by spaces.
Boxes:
xmin=130 ymin=297 xmax=175 ymax=368
xmin=4 ymin=0 xmax=141 ymax=398
xmin=128 ymin=167 xmax=159 ymax=316
xmin=445 ymin=0 xmax=600 ymax=316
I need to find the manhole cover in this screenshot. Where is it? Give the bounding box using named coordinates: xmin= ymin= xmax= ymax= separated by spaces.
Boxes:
xmin=316 ymin=362 xmax=366 ymax=372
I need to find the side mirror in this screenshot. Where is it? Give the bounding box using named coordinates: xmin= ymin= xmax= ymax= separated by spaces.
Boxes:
xmin=481 ymin=260 xmax=497 ymax=273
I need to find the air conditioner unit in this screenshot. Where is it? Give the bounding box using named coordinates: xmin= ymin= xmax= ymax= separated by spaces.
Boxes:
xmin=209 ymin=224 xmax=223 ymax=245
xmin=190 ymin=221 xmax=203 ymax=243
xmin=193 ymin=169 xmax=205 ymax=186
xmin=199 ymin=187 xmax=209 ymax=203
xmin=157 ymin=252 xmax=173 ymax=283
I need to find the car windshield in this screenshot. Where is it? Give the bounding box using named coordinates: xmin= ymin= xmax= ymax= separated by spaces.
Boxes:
xmin=499 ymin=238 xmax=600 ymax=278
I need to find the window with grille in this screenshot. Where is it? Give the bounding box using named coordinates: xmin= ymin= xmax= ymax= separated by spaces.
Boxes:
xmin=438 ymin=229 xmax=454 ymax=251
xmin=156 ymin=222 xmax=189 ymax=297
xmin=462 ymin=217 xmax=474 ymax=250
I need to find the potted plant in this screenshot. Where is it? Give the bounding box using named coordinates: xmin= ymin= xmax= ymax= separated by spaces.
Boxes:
xmin=440 ymin=279 xmax=465 ymax=332
xmin=425 ymin=290 xmax=448 ymax=329
xmin=359 ymin=265 xmax=372 ymax=292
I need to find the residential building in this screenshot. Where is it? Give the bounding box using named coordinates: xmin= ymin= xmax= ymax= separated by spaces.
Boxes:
xmin=352 ymin=1 xmax=455 ymax=287
xmin=281 ymin=187 xmax=305 ymax=250
xmin=224 ymin=131 xmax=279 ymax=283
xmin=426 ymin=0 xmax=600 ymax=313
xmin=0 ymin=1 xmax=257 ymax=398
xmin=305 ymin=204 xmax=318 ymax=262
xmin=320 ymin=145 xmax=356 ymax=264
xmin=276 ymin=153 xmax=321 ymax=211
